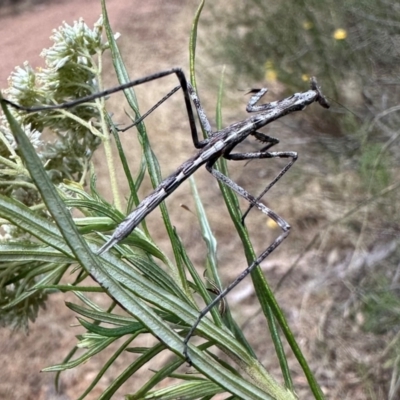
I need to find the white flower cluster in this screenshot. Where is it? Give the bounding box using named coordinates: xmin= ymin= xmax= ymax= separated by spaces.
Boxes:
xmin=6 ymin=17 xmax=107 ymax=107
xmin=0 ymin=16 xmax=118 ymax=197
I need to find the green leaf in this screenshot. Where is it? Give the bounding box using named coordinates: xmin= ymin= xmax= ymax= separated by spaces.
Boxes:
xmin=0 ymin=243 xmax=74 ymax=263
xmin=78 ymin=317 xmax=146 ymax=337
xmin=66 ymin=302 xmax=137 ymax=326
xmin=0 ymin=195 xmax=70 ymax=255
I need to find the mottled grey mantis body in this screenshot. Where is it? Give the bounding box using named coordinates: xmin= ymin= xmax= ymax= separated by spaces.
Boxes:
xmin=4 ymin=68 xmax=329 ymax=361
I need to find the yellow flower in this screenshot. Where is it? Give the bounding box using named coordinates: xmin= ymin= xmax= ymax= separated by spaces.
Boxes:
xmin=301 ymin=74 xmax=309 ymax=82
xmin=333 ymin=28 xmax=347 ymax=40
xmin=303 ymin=21 xmax=313 ymax=30
xmin=264 ymin=60 xmax=277 ymax=82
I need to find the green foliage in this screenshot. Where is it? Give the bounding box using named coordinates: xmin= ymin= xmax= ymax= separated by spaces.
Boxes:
xmin=0 ymin=0 xmax=326 ymax=399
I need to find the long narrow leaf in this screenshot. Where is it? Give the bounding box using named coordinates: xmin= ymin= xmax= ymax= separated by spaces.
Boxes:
xmin=0 ymin=244 xmax=74 ymax=263
xmin=0 ymin=195 xmax=70 ymax=255
xmin=100 ymin=0 xmax=187 ymax=292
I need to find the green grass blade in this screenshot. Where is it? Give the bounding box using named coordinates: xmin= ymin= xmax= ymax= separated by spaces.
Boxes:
xmin=101 ymin=0 xmax=187 ymax=290
xmin=106 ymin=113 xmax=142 ymax=212
xmin=189 ymin=0 xmax=206 ymax=94
xmin=189 ymin=178 xmax=219 ymax=288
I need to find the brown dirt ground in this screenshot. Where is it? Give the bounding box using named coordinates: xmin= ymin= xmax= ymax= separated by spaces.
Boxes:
xmin=0 ymin=1 xmax=398 ymax=399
